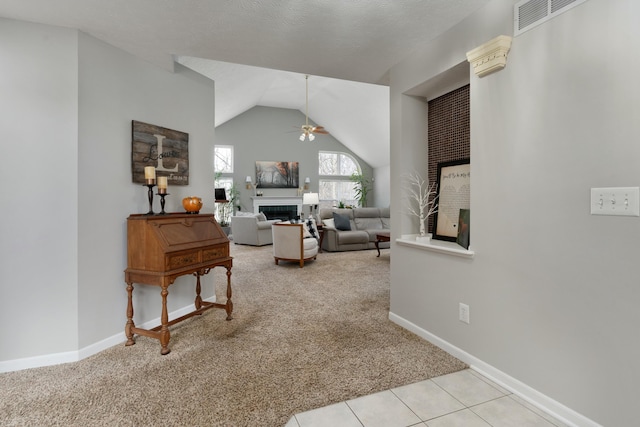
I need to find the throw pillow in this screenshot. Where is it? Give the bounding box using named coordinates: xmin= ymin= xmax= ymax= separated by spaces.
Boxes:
xmin=323 ymin=218 xmax=335 ymax=229
xmin=302 ymin=224 xmax=313 ymax=238
xmin=306 ymin=218 xmax=319 ymax=240
xmin=333 ymin=212 xmax=351 ymax=231
xmin=256 ymin=212 xmax=267 ymax=221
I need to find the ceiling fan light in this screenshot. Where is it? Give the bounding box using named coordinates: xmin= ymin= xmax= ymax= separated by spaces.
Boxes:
xmin=309 ymin=133 xmax=315 ymax=141
xmin=299 ymin=133 xmax=306 ymax=141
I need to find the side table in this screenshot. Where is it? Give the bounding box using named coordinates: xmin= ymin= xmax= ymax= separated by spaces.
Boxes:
xmin=375 ymin=232 xmax=390 ymax=257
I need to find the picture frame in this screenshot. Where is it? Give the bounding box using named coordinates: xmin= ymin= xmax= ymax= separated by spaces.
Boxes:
xmin=432 ymin=159 xmax=470 ymax=242
xmin=131 ymin=120 xmax=189 ymax=185
xmin=255 ymin=161 xmax=299 ymax=188
xmin=456 ymin=208 xmax=470 ymax=249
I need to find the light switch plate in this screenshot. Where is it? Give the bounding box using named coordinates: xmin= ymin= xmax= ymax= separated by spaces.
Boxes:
xmin=590 ymin=187 xmax=640 ymax=216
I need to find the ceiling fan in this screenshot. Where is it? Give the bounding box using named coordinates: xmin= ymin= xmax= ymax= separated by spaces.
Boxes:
xmin=299 ymin=75 xmax=328 ymax=142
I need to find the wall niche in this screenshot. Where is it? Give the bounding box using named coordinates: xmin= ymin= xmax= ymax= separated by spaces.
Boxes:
xmin=427 ymin=84 xmax=470 ymax=232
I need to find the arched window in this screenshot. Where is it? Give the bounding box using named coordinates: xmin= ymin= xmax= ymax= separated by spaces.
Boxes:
xmin=318 ymin=151 xmax=361 ymax=208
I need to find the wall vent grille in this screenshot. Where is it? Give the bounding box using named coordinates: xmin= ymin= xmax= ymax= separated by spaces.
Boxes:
xmin=514 ymin=0 xmax=589 ymax=36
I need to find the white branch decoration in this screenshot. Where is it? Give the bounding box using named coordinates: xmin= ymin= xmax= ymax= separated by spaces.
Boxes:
xmin=403 ymin=172 xmax=438 ymax=237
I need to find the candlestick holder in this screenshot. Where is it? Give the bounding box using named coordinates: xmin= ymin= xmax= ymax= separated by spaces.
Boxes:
xmin=144 ymin=182 xmax=156 ymax=215
xmin=157 ymin=192 xmax=169 ymax=215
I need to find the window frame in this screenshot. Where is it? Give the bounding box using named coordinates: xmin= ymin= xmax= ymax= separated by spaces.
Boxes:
xmin=318 ymin=151 xmax=362 ymax=208
xmin=214 ymin=144 xmax=234 ymax=174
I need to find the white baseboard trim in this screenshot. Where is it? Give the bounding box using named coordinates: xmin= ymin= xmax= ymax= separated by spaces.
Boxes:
xmin=389 ymin=312 xmax=602 ymax=427
xmin=0 ymin=297 xmax=217 ymax=374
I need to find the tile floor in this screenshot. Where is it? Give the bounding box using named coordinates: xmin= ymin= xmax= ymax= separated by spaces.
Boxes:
xmin=285 ymin=369 xmax=568 ymax=427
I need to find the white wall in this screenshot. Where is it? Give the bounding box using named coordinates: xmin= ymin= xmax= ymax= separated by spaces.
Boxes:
xmin=76 ymin=33 xmax=216 ymax=348
xmin=0 ymin=19 xmax=216 ymax=364
xmin=0 ymin=19 xmax=80 ymax=359
xmin=373 ymin=165 xmax=390 ymax=208
xmin=389 ymin=0 xmax=640 ymax=426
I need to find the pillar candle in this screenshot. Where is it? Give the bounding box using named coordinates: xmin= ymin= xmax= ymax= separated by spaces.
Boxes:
xmin=157 ymin=176 xmax=168 ymax=189
xmin=144 ymin=166 xmax=156 ymax=180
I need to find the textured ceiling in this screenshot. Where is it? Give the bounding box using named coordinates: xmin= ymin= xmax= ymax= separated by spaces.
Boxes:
xmin=0 ymin=0 xmax=489 ymax=168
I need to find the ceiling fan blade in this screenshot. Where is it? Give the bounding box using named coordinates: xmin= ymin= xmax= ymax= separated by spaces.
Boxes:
xmin=313 ymin=126 xmax=329 ymax=134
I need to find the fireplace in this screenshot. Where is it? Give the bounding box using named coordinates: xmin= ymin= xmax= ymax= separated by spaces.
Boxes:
xmin=259 ymin=205 xmax=298 ymax=221
xmin=252 ymin=196 xmax=303 ymax=220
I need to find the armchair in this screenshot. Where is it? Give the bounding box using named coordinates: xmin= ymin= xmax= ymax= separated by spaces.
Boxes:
xmin=231 ymin=214 xmax=280 ymax=246
xmin=272 ymin=223 xmax=319 ymax=267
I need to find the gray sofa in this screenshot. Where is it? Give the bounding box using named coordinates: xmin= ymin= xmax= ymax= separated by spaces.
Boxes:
xmin=318 ymin=207 xmax=390 ymax=252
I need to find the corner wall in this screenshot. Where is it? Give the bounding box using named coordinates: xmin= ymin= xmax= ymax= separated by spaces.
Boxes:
xmin=389 ymin=0 xmax=640 ymax=425
xmin=0 ymin=18 xmax=216 ymax=365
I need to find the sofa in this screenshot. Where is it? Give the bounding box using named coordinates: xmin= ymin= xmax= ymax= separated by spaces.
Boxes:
xmin=317 ymin=207 xmax=390 ymax=252
xmin=230 ymin=212 xmax=281 ymax=246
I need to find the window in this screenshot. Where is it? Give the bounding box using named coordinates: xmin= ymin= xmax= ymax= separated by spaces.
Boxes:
xmin=214 ymin=177 xmax=234 ymax=226
xmin=318 ymin=151 xmax=361 ymax=208
xmin=214 ymin=145 xmax=234 ymax=226
xmin=214 ymin=145 xmax=233 ymax=173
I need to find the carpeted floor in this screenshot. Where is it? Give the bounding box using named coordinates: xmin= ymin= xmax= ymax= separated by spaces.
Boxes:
xmin=0 ymin=243 xmax=466 ymax=426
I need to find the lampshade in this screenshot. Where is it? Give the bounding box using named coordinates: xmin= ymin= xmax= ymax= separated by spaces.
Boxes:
xmin=303 ymin=192 xmax=319 ymax=205
xmin=304 ymin=177 xmax=311 ymax=184
xmin=245 ymin=176 xmax=252 ymax=183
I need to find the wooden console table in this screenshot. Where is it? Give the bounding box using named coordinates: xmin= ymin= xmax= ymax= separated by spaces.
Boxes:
xmin=124 ymin=213 xmax=233 ymax=355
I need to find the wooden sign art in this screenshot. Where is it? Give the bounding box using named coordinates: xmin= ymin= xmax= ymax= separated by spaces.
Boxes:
xmin=132 ymin=120 xmax=189 ymax=185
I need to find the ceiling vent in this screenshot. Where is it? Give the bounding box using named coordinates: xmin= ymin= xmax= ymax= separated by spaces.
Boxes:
xmin=514 ymin=0 xmax=589 ymax=36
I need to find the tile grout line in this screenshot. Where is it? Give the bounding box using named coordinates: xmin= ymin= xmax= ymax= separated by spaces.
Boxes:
xmin=344 ymin=400 xmax=366 ymax=427
xmin=389 ymin=387 xmax=428 ymax=425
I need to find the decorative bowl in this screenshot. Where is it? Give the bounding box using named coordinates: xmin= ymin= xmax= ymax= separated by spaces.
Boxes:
xmin=182 ymin=196 xmax=203 ymax=214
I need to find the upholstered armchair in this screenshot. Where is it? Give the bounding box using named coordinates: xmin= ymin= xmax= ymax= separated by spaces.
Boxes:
xmin=231 ymin=214 xmax=281 ymax=246
xmin=272 ymin=223 xmax=319 ymax=267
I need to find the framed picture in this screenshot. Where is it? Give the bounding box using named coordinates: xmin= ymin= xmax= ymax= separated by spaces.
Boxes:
xmin=456 ymin=208 xmax=470 ymax=249
xmin=255 ymin=161 xmax=299 ymax=188
xmin=131 ymin=120 xmax=189 ymax=185
xmin=433 ymin=159 xmax=470 ymax=242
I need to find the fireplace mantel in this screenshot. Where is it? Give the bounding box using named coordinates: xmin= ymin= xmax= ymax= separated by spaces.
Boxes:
xmin=252 ymin=196 xmax=303 ymax=216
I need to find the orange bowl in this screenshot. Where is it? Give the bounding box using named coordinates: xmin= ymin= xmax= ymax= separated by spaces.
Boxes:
xmin=182 ymin=196 xmax=203 ymax=213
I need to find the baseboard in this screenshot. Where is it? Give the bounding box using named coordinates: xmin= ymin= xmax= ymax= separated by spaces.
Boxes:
xmin=388 ymin=312 xmax=602 ymax=427
xmin=0 ymin=296 xmax=217 ymax=373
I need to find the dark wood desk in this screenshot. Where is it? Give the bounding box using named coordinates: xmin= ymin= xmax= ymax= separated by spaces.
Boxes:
xmin=375 ymin=232 xmax=390 ymax=257
xmin=124 ymin=213 xmax=233 ymax=355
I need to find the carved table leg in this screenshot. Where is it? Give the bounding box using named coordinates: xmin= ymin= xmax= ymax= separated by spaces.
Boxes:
xmin=125 ymin=282 xmax=136 ymax=346
xmin=194 ymin=272 xmax=203 ymax=310
xmin=225 ymin=267 xmax=233 ymax=320
xmin=159 ymin=285 xmax=171 ymax=355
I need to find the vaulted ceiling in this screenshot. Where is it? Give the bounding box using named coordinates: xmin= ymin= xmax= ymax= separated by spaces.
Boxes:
xmin=0 ymin=0 xmax=490 ymax=168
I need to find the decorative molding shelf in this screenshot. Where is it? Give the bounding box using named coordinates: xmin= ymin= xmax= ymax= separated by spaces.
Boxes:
xmin=396 ymin=235 xmax=474 ymax=259
xmin=466 ymin=35 xmax=512 ymax=77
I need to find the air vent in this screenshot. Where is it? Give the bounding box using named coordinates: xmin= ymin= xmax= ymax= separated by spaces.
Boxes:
xmin=514 ymin=0 xmax=589 ymax=36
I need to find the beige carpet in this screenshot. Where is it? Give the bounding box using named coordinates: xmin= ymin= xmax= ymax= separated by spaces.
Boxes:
xmin=0 ymin=243 xmax=466 ymax=426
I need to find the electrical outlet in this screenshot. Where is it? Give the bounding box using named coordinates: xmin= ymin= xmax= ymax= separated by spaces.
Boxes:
xmin=459 ymin=303 xmax=470 ymax=324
